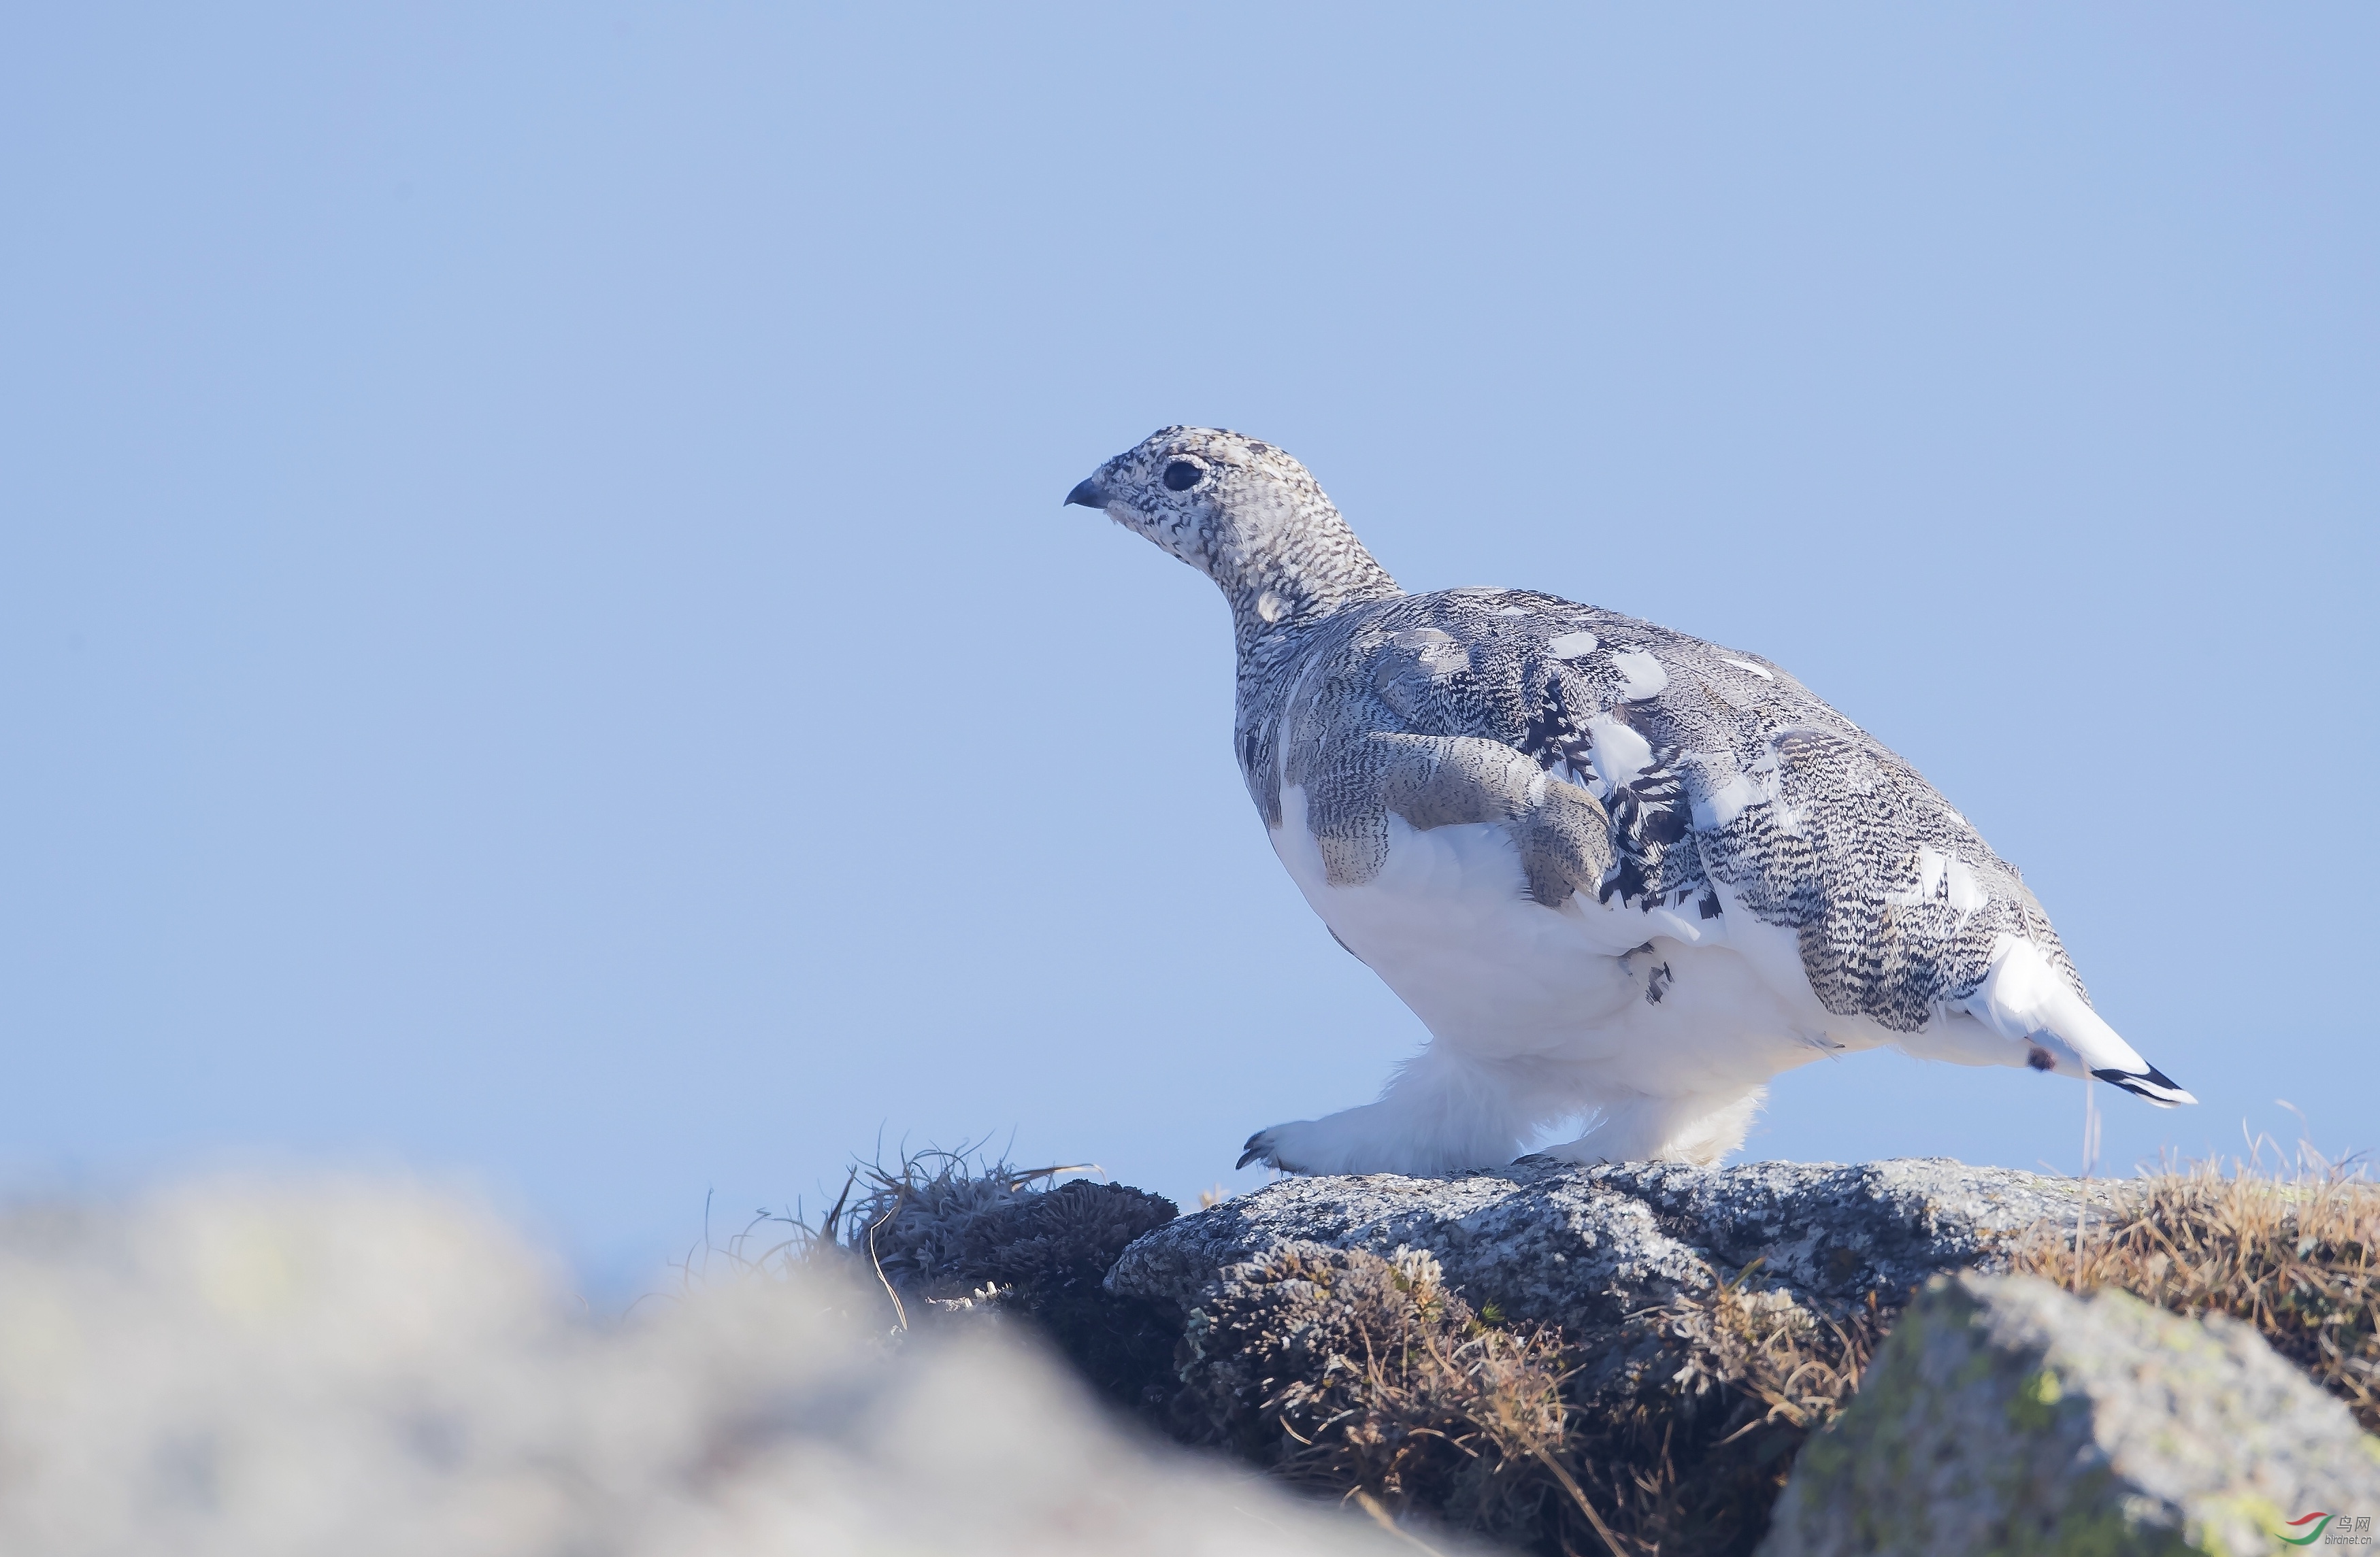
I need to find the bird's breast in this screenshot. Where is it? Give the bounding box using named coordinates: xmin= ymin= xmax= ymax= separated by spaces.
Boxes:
xmin=1270 ymin=784 xmax=1733 ymax=1043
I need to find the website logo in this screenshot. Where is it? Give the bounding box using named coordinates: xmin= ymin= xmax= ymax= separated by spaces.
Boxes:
xmin=2287 ymin=1512 xmax=2376 ymax=1547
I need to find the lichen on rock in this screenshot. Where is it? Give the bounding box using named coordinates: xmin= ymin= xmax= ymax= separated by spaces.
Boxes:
xmin=1110 ymin=1156 xmax=2094 ymax=1365
xmin=1757 ymin=1272 xmax=2380 ymax=1557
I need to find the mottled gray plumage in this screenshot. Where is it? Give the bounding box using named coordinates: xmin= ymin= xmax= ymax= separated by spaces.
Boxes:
xmin=1070 ymin=428 xmax=2191 ymax=1174
xmin=1256 ymin=587 xmax=2066 ymax=1033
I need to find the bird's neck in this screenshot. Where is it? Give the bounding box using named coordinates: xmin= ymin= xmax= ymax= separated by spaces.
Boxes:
xmin=1218 ymin=509 xmax=1402 ymax=703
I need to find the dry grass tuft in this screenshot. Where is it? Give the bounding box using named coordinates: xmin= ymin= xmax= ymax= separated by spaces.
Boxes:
xmin=1178 ymin=1245 xmax=1887 ymax=1556
xmin=672 ymin=1146 xmax=1182 ymax=1413
xmin=1554 ymin=1275 xmax=1887 ymax=1556
xmin=831 ymin=1147 xmax=1183 ymax=1411
xmin=2007 ymin=1154 xmax=2379 ymax=1431
xmin=1178 ymin=1242 xmax=1572 ymax=1544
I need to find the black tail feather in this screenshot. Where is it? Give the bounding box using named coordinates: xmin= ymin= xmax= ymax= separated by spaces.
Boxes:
xmin=2089 ymin=1063 xmax=2196 ymax=1106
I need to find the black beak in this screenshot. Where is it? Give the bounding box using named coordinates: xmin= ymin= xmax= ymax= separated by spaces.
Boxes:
xmin=1065 ymin=478 xmax=1106 ymax=509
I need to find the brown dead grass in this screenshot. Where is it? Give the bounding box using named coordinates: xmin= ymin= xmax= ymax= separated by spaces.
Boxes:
xmin=2007 ymin=1158 xmax=2379 ymax=1431
xmin=1553 ymin=1275 xmax=1887 ymax=1556
xmin=1177 ymin=1243 xmax=1572 ymax=1543
xmin=1179 ymin=1245 xmax=1886 ymax=1556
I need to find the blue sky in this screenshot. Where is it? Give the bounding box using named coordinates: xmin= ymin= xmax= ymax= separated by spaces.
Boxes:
xmin=3 ymin=6 xmax=2373 ymax=1290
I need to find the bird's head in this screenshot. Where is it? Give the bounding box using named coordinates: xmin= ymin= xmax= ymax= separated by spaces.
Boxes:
xmin=1065 ymin=427 xmax=1395 ymax=625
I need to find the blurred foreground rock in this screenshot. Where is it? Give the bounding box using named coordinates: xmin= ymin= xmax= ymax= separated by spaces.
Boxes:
xmin=1759 ymin=1272 xmax=2380 ymax=1557
xmin=0 ymin=1179 xmax=1455 ymax=1557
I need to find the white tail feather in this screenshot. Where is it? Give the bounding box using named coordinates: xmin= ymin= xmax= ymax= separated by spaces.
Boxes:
xmin=1964 ymin=935 xmax=2198 ymax=1107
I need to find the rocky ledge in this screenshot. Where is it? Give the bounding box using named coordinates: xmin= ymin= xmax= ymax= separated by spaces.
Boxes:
xmin=873 ymin=1156 xmax=2375 ymax=1556
xmin=1110 ymin=1154 xmax=2096 ymax=1343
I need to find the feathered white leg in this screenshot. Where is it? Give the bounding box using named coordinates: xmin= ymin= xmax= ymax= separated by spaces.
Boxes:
xmin=1238 ymin=1042 xmax=1544 ymax=1175
xmin=1542 ymin=1088 xmax=1765 ymax=1167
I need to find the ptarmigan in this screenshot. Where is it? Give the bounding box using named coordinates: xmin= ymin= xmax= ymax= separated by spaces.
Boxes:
xmin=1068 ymin=427 xmax=2195 ymax=1174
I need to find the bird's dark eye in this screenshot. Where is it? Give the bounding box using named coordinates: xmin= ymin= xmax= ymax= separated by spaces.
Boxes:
xmin=1163 ymin=459 xmax=1202 ymax=492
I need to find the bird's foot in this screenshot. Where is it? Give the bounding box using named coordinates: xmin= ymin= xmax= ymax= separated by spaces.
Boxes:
xmin=1237 ymin=1118 xmax=1366 ymax=1173
xmin=1236 ymin=1109 xmax=1517 ymax=1177
xmin=1236 ymin=1126 xmax=1302 ymax=1173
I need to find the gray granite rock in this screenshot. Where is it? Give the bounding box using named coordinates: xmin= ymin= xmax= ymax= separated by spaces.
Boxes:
xmin=1108 ymin=1157 xmax=2096 ymax=1345
xmin=1758 ymin=1272 xmax=2380 ymax=1557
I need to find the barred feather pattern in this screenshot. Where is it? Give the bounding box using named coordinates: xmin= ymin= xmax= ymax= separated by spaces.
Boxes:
xmin=1234 ymin=589 xmax=2081 ymax=1037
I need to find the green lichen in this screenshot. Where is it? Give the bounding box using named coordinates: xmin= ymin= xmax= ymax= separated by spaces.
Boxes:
xmin=2192 ymin=1491 xmax=2294 ymax=1557
xmin=2009 ymin=1367 xmax=2065 ymax=1433
xmin=1761 ymin=1277 xmax=2275 ymax=1556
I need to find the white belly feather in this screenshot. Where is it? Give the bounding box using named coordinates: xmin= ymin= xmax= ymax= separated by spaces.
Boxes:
xmin=1269 ymin=785 xmax=1847 ymax=1101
